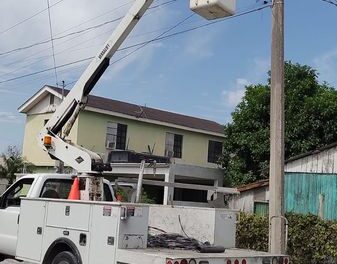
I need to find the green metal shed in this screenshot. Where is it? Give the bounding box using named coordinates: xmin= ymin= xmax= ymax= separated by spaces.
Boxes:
xmin=285 ymin=172 xmax=337 ymax=220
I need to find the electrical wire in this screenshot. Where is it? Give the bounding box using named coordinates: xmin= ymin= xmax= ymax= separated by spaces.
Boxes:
xmin=0 ymin=0 xmax=176 ymax=57
xmin=147 ymin=233 xmax=202 ymax=250
xmin=0 ymin=4 xmax=271 ymax=85
xmin=0 ymin=17 xmax=124 ymax=57
xmin=0 ymin=0 xmax=180 ymax=80
xmin=0 ymin=57 xmax=92 ymax=84
xmin=110 ymin=13 xmax=195 ymax=66
xmin=47 ymin=0 xmax=59 ymax=86
xmin=0 ymin=0 xmax=65 ymax=36
xmin=321 ymin=0 xmax=337 ymax=6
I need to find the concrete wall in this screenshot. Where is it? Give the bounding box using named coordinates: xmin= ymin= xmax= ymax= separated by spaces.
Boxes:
xmin=22 ymin=113 xmax=79 ymax=167
xmin=77 ymin=110 xmax=224 ymax=168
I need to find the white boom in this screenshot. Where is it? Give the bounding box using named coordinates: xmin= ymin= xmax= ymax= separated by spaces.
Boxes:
xmin=39 ymin=0 xmax=155 ymax=175
xmin=37 ymin=0 xmax=235 ymax=201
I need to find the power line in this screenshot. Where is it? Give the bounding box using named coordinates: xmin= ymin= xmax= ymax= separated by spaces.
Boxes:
xmin=0 ymin=4 xmax=271 ymax=85
xmin=0 ymin=57 xmax=93 ymax=84
xmin=321 ymin=0 xmax=337 ymax=6
xmin=0 ymin=17 xmax=124 ymax=57
xmin=0 ymin=0 xmax=65 ymax=36
xmin=0 ymin=22 xmax=175 ymax=78
xmin=0 ymin=0 xmax=178 ymax=81
xmin=47 ymin=0 xmax=59 ymax=86
xmin=0 ymin=9 xmax=192 ymax=85
xmin=53 ymin=1 xmax=132 ymax=36
xmin=111 ymin=13 xmax=195 ymax=66
xmin=0 ymin=0 xmax=175 ymax=57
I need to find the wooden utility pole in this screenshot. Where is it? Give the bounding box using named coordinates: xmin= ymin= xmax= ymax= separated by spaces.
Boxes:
xmin=269 ymin=0 xmax=286 ymax=254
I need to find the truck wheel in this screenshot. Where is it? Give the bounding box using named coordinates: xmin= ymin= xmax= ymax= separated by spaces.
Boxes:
xmin=51 ymin=251 xmax=78 ymax=264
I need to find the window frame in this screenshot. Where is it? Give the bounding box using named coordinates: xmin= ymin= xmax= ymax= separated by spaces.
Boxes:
xmin=165 ymin=132 xmax=183 ymax=159
xmin=39 ymin=179 xmax=74 ymax=199
xmin=173 ymin=134 xmax=183 ymax=158
xmin=0 ymin=178 xmax=34 ymax=209
xmin=106 ymin=122 xmax=127 ymax=150
xmin=207 ymin=140 xmax=223 ymax=163
xmin=50 ymin=94 xmax=55 ymax=105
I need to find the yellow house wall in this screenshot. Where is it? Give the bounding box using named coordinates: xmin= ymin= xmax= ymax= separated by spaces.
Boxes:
xmin=77 ymin=111 xmax=224 ymax=168
xmin=22 ymin=113 xmax=79 ymax=167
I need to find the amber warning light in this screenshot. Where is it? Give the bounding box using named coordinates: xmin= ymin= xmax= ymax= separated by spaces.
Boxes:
xmin=43 ymin=136 xmax=52 ymax=147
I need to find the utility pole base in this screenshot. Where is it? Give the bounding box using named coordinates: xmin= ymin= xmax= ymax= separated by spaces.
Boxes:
xmin=78 ymin=174 xmax=103 ymax=201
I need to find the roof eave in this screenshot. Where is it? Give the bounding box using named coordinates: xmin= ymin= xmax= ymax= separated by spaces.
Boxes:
xmin=18 ymin=85 xmax=63 ymax=113
xmin=85 ymin=106 xmax=225 ymax=138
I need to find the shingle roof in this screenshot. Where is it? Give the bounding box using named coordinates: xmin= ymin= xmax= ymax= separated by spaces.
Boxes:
xmin=49 ymin=86 xmax=224 ymax=135
xmin=237 ymin=179 xmax=269 ymax=192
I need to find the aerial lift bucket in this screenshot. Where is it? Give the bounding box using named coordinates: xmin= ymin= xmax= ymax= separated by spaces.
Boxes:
xmin=190 ymin=0 xmax=236 ymax=20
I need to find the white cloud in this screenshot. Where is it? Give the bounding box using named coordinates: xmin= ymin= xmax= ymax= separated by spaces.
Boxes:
xmin=0 ymin=0 xmax=171 ymax=84
xmin=221 ymin=58 xmax=269 ymax=108
xmin=184 ymin=31 xmax=215 ymax=59
xmin=0 ymin=112 xmax=22 ymax=123
xmin=222 ymin=78 xmax=249 ymax=107
xmin=313 ymin=49 xmax=337 ymax=86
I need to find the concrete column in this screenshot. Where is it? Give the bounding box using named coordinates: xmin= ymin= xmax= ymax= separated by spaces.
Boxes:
xmin=163 ymin=170 xmax=175 ymax=205
xmin=318 ymin=194 xmax=325 ymax=219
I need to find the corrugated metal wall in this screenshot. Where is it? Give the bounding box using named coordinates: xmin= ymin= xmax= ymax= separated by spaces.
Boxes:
xmin=285 ymin=146 xmax=337 ymax=173
xmin=285 ymin=172 xmax=337 ymax=220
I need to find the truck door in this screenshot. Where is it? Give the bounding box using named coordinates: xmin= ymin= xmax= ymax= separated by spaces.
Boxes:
xmin=0 ymin=178 xmax=34 ymax=257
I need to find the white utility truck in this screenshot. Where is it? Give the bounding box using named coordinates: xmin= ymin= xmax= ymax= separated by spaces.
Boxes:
xmin=0 ymin=174 xmax=289 ymax=264
xmin=0 ymin=0 xmax=289 ymax=263
xmin=0 ymin=173 xmax=115 ymax=261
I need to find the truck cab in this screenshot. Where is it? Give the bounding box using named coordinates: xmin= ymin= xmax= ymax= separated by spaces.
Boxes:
xmin=0 ymin=174 xmax=115 ymax=260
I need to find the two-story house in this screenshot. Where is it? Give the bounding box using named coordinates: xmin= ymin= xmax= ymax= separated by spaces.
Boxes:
xmin=19 ymin=85 xmax=225 ymax=205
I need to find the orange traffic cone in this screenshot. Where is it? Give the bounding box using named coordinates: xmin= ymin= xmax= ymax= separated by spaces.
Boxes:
xmin=68 ymin=177 xmax=80 ymax=200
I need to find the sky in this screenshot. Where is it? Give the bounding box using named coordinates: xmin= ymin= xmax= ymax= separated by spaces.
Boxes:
xmin=0 ymin=0 xmax=336 ymax=152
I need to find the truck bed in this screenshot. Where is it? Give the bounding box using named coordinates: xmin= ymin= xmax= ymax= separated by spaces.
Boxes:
xmin=117 ymin=248 xmax=285 ymax=264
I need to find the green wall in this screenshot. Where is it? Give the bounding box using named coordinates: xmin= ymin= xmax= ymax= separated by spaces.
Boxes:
xmin=77 ymin=110 xmax=224 ymax=168
xmin=285 ymin=172 xmax=337 ymax=220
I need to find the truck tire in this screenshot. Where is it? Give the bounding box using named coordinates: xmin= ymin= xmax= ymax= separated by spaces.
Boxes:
xmin=0 ymin=255 xmax=5 ymax=262
xmin=51 ymin=251 xmax=78 ymax=264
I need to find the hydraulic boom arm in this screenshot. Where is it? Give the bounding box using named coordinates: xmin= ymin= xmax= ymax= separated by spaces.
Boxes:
xmin=39 ymin=0 xmax=154 ymax=174
xmin=37 ymin=0 xmax=235 ymax=200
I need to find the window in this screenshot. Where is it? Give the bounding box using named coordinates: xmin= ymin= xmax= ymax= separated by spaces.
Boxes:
xmin=165 ymin=133 xmax=183 ymax=158
xmin=208 ymin=140 xmax=223 ymax=163
xmin=50 ymin=94 xmax=55 ymax=105
xmin=44 ymin=119 xmax=49 ymax=125
xmin=254 ymin=201 xmax=269 ymax=216
xmin=106 ymin=122 xmax=127 ymax=150
xmin=0 ymin=178 xmax=34 ymax=208
xmin=40 ymin=179 xmax=73 ymax=199
xmin=103 ymin=183 xmax=114 ymax=202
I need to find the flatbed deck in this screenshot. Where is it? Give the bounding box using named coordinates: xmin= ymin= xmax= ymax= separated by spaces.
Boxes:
xmin=117 ymin=248 xmax=285 ymax=264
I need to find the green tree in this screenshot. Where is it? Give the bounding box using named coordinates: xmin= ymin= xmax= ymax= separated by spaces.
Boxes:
xmin=222 ymin=62 xmax=337 ymax=186
xmin=0 ymin=146 xmax=34 ymax=184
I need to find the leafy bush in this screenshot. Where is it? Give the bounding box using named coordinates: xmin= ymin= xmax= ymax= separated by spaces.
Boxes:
xmin=236 ymin=213 xmax=337 ymax=264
